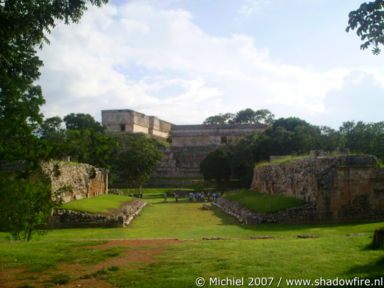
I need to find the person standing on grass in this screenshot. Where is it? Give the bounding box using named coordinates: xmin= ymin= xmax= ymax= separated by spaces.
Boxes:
xmin=189 ymin=192 xmax=194 ymax=202
xmin=174 ymin=192 xmax=179 ymax=202
xmin=164 ymin=192 xmax=168 ymax=202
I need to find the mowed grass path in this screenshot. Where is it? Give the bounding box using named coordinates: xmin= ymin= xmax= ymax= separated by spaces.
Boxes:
xmin=1 ymin=189 xmax=384 ymax=287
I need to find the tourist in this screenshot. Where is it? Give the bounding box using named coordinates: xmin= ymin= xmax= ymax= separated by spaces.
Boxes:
xmin=174 ymin=192 xmax=179 ymax=202
xmin=163 ymin=192 xmax=168 ymax=202
xmin=200 ymin=191 xmax=205 ymax=202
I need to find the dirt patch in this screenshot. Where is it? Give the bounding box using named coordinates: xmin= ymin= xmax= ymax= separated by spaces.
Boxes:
xmin=87 ymin=238 xmax=180 ymax=249
xmin=60 ymin=278 xmax=116 ymax=288
xmin=0 ymin=267 xmax=30 ymax=288
xmin=0 ymin=239 xmax=180 ymax=288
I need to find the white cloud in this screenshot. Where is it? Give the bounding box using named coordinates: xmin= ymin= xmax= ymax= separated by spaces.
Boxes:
xmin=38 ymin=1 xmax=384 ymax=127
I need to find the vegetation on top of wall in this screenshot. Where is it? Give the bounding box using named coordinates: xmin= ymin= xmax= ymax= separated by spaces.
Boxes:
xmin=255 ymin=155 xmax=310 ymax=168
xmin=223 ymin=190 xmax=306 ymax=213
xmin=59 ymin=194 xmax=132 ymax=214
xmin=50 ymin=160 xmax=81 ymax=166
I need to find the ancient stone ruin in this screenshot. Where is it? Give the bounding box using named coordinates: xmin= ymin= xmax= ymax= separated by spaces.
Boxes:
xmin=50 ymin=198 xmax=146 ymax=228
xmin=251 ymin=155 xmax=384 ymax=222
xmin=102 ymin=109 xmax=172 ymax=139
xmin=101 ymin=109 xmax=267 ymax=178
xmin=42 ymin=161 xmax=108 ymax=204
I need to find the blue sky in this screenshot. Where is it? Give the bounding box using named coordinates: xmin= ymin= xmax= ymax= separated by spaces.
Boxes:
xmin=38 ymin=0 xmax=384 ymax=128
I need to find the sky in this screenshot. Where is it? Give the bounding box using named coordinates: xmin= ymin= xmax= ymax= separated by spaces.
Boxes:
xmin=38 ymin=0 xmax=384 ymax=128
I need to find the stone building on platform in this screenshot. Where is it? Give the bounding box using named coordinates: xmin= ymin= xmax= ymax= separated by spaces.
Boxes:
xmin=102 ymin=109 xmax=172 ymax=139
xmin=101 ymin=109 xmax=267 ymax=177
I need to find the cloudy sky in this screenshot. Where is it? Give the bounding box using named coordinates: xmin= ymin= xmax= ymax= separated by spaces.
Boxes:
xmin=38 ymin=0 xmax=384 ymax=128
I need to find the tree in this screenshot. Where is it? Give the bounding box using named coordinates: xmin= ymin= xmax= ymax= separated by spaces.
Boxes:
xmin=232 ymin=108 xmax=256 ymax=124
xmin=111 ymin=134 xmax=163 ymax=193
xmin=339 ymin=121 xmax=384 ymax=159
xmin=65 ymin=129 xmax=116 ymax=168
xmin=346 ymin=0 xmax=384 ymax=54
xmin=203 ymin=109 xmax=274 ymax=126
xmin=203 ymin=113 xmax=235 ymax=125
xmin=64 ymin=113 xmax=104 ymax=132
xmin=230 ymin=133 xmax=268 ymax=186
xmin=0 ymin=0 xmax=108 ymax=166
xmin=0 ymin=174 xmax=56 ymax=241
xmin=232 ymin=108 xmax=274 ymax=125
xmin=0 ymin=0 xmax=108 ymax=240
xmin=200 ymin=148 xmax=231 ymax=185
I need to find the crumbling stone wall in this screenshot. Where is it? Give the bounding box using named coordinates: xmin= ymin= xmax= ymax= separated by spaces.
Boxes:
xmin=156 ymin=147 xmax=213 ymax=178
xmin=214 ymin=197 xmax=316 ymax=224
xmin=50 ymin=198 xmax=146 ymax=228
xmin=171 ymin=124 xmax=266 ymax=147
xmin=251 ymin=156 xmax=384 ymax=222
xmin=42 ymin=162 xmax=108 ymax=203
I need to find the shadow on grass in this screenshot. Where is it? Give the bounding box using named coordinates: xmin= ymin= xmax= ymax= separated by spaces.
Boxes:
xmin=346 ymin=256 xmax=384 ymax=279
xmin=320 ymin=257 xmax=384 ymax=287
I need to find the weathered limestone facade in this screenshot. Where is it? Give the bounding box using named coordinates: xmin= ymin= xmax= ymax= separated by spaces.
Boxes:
xmin=42 ymin=162 xmax=108 ymax=203
xmin=171 ymin=124 xmax=266 ymax=147
xmin=251 ymin=155 xmax=384 ymax=222
xmin=102 ymin=109 xmax=172 ymax=139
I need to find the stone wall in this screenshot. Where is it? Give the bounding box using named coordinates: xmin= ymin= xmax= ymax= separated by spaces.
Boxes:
xmin=171 ymin=124 xmax=266 ymax=147
xmin=42 ymin=162 xmax=108 ymax=204
xmin=251 ymin=156 xmax=384 ymax=222
xmin=50 ymin=198 xmax=146 ymax=228
xmin=214 ymin=197 xmax=316 ymax=224
xmin=156 ymin=147 xmax=214 ymax=178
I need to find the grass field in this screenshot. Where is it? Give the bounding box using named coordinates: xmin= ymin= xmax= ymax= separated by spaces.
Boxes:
xmin=1 ymin=188 xmax=384 ymax=287
xmin=59 ymin=194 xmax=132 ymax=214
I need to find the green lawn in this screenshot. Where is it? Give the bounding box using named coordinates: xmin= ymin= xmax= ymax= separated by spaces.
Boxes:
xmin=59 ymin=194 xmax=132 ymax=214
xmin=224 ymin=189 xmax=305 ymax=213
xmin=1 ymin=188 xmax=384 ymax=287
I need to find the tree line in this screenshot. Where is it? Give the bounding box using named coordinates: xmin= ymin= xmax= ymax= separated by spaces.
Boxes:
xmin=200 ymin=109 xmax=384 ymax=186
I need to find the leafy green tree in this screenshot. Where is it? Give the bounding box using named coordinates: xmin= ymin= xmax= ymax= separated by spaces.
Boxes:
xmin=0 ymin=174 xmax=56 ymax=241
xmin=232 ymin=108 xmax=274 ymax=125
xmin=229 ymin=133 xmax=268 ymax=186
xmin=65 ymin=129 xmax=116 ymax=168
xmin=339 ymin=121 xmax=384 ymax=158
xmin=346 ymin=0 xmax=384 ymax=54
xmin=200 ymin=148 xmax=231 ymax=185
xmin=0 ymin=0 xmax=108 ymax=166
xmin=203 ymin=109 xmax=274 ymax=126
xmin=0 ymin=0 xmax=108 ymax=239
xmin=64 ymin=113 xmax=104 ymax=132
xmin=203 ymin=113 xmax=235 ymax=125
xmin=110 ymin=134 xmax=163 ymax=193
xmin=38 ymin=117 xmax=68 ymax=160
